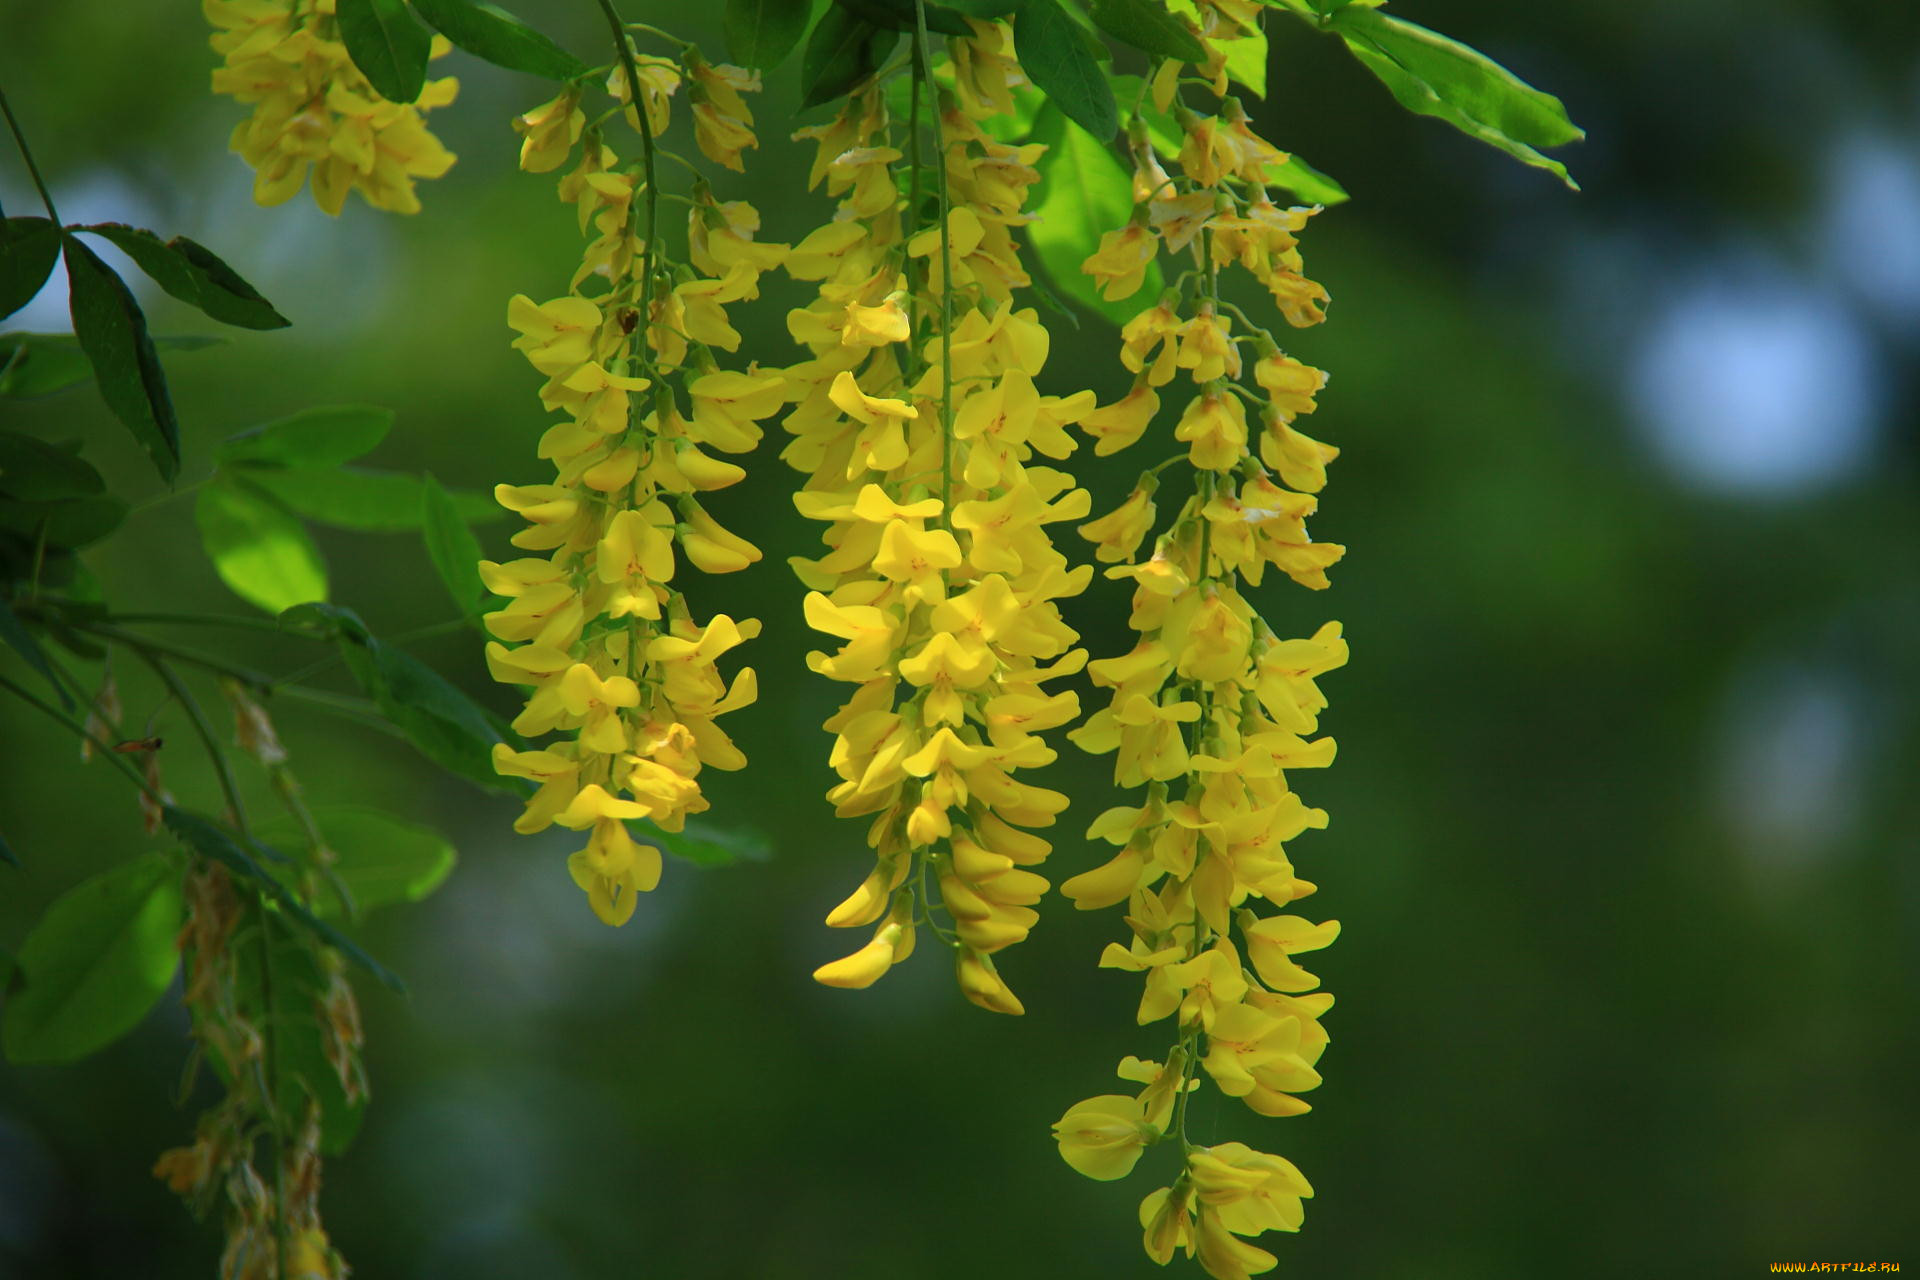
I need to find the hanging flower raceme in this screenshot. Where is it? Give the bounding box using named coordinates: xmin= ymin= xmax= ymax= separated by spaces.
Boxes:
xmin=1051 ymin=8 xmax=1349 ymax=1276
xmin=203 ymin=0 xmax=457 ymax=214
xmin=486 ymin=36 xmax=780 ymax=926
xmin=780 ymin=25 xmax=1095 ymax=1013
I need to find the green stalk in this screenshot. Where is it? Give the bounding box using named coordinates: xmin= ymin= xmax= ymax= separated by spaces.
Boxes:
xmin=0 ymin=81 xmax=62 ymax=224
xmin=594 ymin=0 xmax=660 ymax=375
xmin=910 ymin=0 xmax=955 ymax=524
xmin=0 ymin=672 xmax=161 ymax=801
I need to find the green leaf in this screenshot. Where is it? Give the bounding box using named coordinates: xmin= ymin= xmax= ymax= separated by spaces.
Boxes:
xmin=1 ymin=852 xmax=182 ymax=1064
xmin=0 ymin=595 xmax=71 ymax=707
xmin=409 ymin=0 xmax=587 ymax=79
xmin=256 ymin=804 xmax=456 ymax=916
xmin=1112 ymin=71 xmax=1347 ymax=204
xmin=1219 ymin=26 xmax=1267 ymax=97
xmin=1325 ymin=8 xmax=1583 ymax=188
xmin=643 ymin=816 xmax=773 ymax=868
xmin=1266 ymin=152 xmax=1348 ymax=205
xmin=0 ymin=332 xmax=220 ymax=401
xmin=421 ymin=474 xmax=485 ymax=614
xmin=279 ymin=602 xmax=508 ymax=793
xmin=1027 ymin=102 xmax=1161 ymax=325
xmin=0 ymin=493 xmax=127 ymax=549
xmin=0 ymin=826 xmax=19 ymax=869
xmin=941 ymin=0 xmax=1027 ymax=14
xmin=227 ymin=931 xmax=366 ymax=1155
xmin=214 ymin=404 xmax=393 ymax=469
xmin=1089 ymin=0 xmax=1204 ymax=63
xmin=358 ymin=642 xmax=503 ymax=791
xmin=61 ymin=237 xmax=179 ymax=481
xmin=77 ymin=224 xmax=289 ymax=331
xmin=335 ymin=0 xmax=433 ymax=103
xmin=0 ymin=430 xmax=105 ymax=501
xmin=726 ymin=0 xmax=814 ymax=70
xmin=1 ymin=216 xmax=60 ymax=321
xmin=725 ymin=0 xmax=813 ymax=70
xmin=242 ymin=465 xmax=499 ymax=531
xmin=833 ymin=0 xmax=969 ymax=36
xmin=800 ymin=6 xmax=894 ymax=109
xmin=1016 ymin=0 xmax=1118 ymax=141
xmin=162 ymin=806 xmax=406 ymax=993
xmin=977 ymin=79 xmax=1045 ymax=144
xmin=195 ymin=476 xmax=329 ymax=615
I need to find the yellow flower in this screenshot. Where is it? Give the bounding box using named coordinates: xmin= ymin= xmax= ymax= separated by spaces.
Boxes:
xmin=872 ymin=519 xmax=963 ymax=604
xmin=1082 ymin=224 xmax=1160 ymax=301
xmin=206 ymin=4 xmax=458 ymax=214
xmin=1174 ymin=390 xmax=1250 ymax=472
xmin=1053 ymin=1095 xmax=1154 ymax=1180
xmin=1080 ymin=480 xmax=1158 ymax=564
xmin=1080 ymin=381 xmax=1161 ymax=456
xmin=514 ymin=89 xmax=583 ymax=174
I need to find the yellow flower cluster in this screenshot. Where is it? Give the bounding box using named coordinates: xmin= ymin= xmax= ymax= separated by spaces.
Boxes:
xmin=1051 ymin=8 xmax=1349 ymax=1277
xmin=203 ymin=0 xmax=457 ymax=215
xmin=780 ymin=25 xmax=1092 ymax=1012
xmin=486 ymin=47 xmax=780 ymax=925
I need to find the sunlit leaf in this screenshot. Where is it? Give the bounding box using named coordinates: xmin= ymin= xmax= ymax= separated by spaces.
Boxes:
xmin=1324 ymin=7 xmax=1583 ymax=187
xmin=1027 ymin=102 xmax=1160 ymax=325
xmin=1 ymin=852 xmax=182 ymax=1064
xmin=195 ymin=476 xmax=329 ymax=615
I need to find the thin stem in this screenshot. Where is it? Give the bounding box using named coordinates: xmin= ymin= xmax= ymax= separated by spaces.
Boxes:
xmin=1214 ymin=297 xmax=1271 ymax=338
xmin=106 ymin=610 xmax=291 ymax=636
xmin=80 ymin=623 xmax=276 ymax=689
xmin=138 ymin=650 xmax=251 ymax=835
xmin=905 ymin=47 xmax=924 ymax=382
xmin=0 ymin=672 xmax=162 ymax=801
xmin=273 ymin=685 xmax=409 ymax=740
xmin=595 ymin=0 xmax=659 ymax=374
xmin=0 ymin=82 xmax=62 ymax=224
xmin=125 ymin=478 xmax=207 ymax=518
xmin=910 ymin=0 xmax=955 ymax=524
xmin=623 ymin=20 xmax=692 ymax=50
xmin=253 ymin=906 xmax=291 ymax=1280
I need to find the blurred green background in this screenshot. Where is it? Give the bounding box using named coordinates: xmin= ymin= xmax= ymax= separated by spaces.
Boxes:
xmin=3 ymin=0 xmax=1917 ymax=1275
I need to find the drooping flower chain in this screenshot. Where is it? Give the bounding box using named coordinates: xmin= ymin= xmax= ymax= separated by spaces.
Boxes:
xmin=782 ymin=23 xmax=1095 ymax=1014
xmin=486 ymin=39 xmax=780 ymax=925
xmin=1051 ymin=7 xmax=1350 ymax=1276
xmin=204 ymin=0 xmax=457 ymax=215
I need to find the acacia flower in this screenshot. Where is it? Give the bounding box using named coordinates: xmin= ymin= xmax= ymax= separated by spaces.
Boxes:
xmin=485 ymin=32 xmax=780 ymax=924
xmin=1054 ymin=14 xmax=1350 ymax=1276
